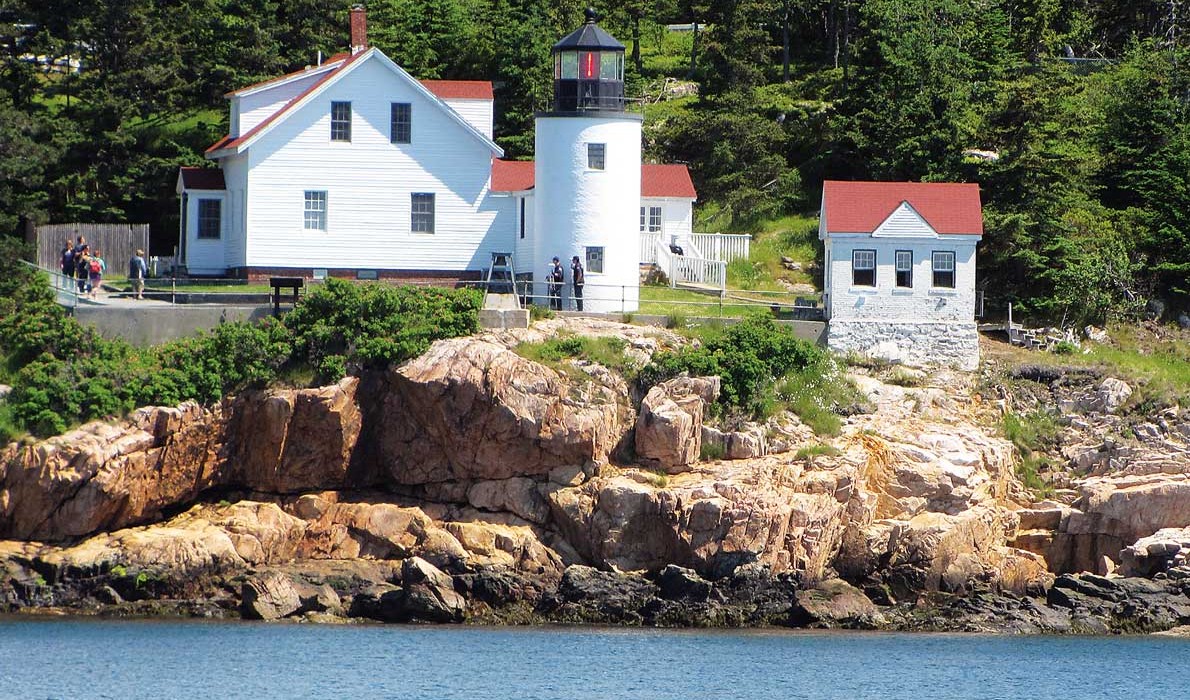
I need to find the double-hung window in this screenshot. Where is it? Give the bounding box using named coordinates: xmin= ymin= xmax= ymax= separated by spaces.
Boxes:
xmin=647 ymin=206 xmax=662 ymax=232
xmin=895 ymin=250 xmax=913 ymax=288
xmin=932 ymin=251 xmax=956 ymax=288
xmin=330 ymin=101 xmax=351 ymax=141
xmin=852 ymin=249 xmax=876 ymax=287
xmin=411 ymin=193 xmax=435 ymax=233
xmin=587 ymin=143 xmax=605 ymax=170
xmin=391 ymin=102 xmax=411 ymax=143
xmin=197 ymin=199 xmax=221 ymax=239
xmin=304 ymin=191 xmax=328 ymax=231
xmin=639 ymin=207 xmax=646 ymax=232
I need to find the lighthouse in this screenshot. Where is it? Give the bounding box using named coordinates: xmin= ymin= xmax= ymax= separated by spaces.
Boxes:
xmin=534 ymin=8 xmax=642 ymax=313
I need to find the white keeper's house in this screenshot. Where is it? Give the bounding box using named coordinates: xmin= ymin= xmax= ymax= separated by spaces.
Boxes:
xmin=819 ymin=180 xmax=984 ymax=370
xmin=176 ymin=6 xmax=697 ymax=312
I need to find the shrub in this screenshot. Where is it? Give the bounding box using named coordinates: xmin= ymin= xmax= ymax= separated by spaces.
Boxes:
xmin=0 ymin=267 xmax=483 ymax=438
xmin=515 ymin=335 xmax=636 ymax=377
xmin=700 ymin=440 xmax=726 ymax=461
xmin=529 ymin=304 xmax=555 ymax=321
xmin=885 ymin=366 xmax=926 ymax=387
xmin=794 ymin=444 xmax=841 ymax=460
xmin=640 ymin=313 xmax=834 ymax=420
xmin=284 ymin=279 xmax=482 ymax=382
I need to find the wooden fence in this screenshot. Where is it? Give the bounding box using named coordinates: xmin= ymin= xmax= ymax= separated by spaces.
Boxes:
xmin=35 ymin=223 xmax=150 ymax=274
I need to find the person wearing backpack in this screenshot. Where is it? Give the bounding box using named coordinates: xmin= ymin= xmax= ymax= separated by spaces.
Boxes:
xmin=74 ymin=244 xmax=90 ymax=294
xmin=570 ymin=255 xmax=585 ymax=311
xmin=88 ymin=249 xmax=106 ymax=299
xmin=129 ymin=249 xmax=148 ymax=300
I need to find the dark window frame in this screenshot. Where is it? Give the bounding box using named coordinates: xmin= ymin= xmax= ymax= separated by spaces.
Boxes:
xmin=648 ymin=206 xmax=662 ymax=232
xmin=586 ymin=246 xmax=604 ymax=274
xmin=411 ymin=192 xmax=435 ymax=233
xmin=852 ymin=249 xmax=876 ymax=287
xmin=197 ymin=199 xmax=221 ymax=239
xmin=519 ymin=198 xmax=526 ymax=239
xmin=895 ymin=249 xmax=913 ymax=288
xmin=587 ymin=143 xmax=605 ymax=170
xmin=932 ymin=250 xmax=956 ymax=289
xmin=330 ymin=101 xmax=352 ymax=142
xmin=390 ymin=102 xmax=411 ymax=144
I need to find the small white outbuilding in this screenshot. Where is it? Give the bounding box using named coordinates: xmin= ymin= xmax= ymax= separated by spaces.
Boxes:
xmin=819 ymin=180 xmax=984 ymax=370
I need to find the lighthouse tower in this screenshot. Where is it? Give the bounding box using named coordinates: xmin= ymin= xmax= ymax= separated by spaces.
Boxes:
xmin=534 ymin=9 xmax=642 ymax=313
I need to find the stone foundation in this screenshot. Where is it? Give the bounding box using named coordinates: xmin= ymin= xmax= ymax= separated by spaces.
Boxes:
xmin=826 ymin=320 xmax=979 ymax=370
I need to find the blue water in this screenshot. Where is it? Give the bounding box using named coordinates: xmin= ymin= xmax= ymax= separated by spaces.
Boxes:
xmin=0 ymin=619 xmax=1187 ymax=699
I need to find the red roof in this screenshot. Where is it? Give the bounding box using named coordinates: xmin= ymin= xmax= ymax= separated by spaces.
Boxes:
xmin=179 ymin=167 xmax=226 ymax=190
xmin=420 ymin=80 xmax=493 ymax=100
xmin=822 ymin=180 xmax=983 ymax=235
xmin=642 ymin=164 xmax=697 ymax=199
xmin=490 ymin=161 xmax=697 ymax=198
xmin=207 ymin=50 xmax=368 ymax=155
xmin=491 ymin=159 xmax=535 ymax=192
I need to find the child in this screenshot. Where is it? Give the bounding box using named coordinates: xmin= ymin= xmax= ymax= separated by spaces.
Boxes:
xmin=88 ymin=249 xmax=106 ymax=299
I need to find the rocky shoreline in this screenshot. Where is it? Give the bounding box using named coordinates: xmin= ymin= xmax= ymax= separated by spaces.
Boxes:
xmin=2 ymin=319 xmax=1188 ymax=634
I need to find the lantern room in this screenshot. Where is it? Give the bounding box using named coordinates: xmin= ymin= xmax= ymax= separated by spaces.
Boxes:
xmin=551 ymin=8 xmax=625 ymax=112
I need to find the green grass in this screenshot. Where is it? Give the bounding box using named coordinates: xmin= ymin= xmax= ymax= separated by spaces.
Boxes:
xmin=885 ymin=366 xmax=927 ymax=387
xmin=775 ymin=364 xmax=866 ymax=436
xmin=0 ymin=401 xmax=23 ymax=444
xmin=514 ymin=334 xmax=638 ymax=378
xmin=1002 ymin=410 xmax=1061 ymax=497
xmin=1048 ymin=324 xmax=1190 ymax=410
xmin=638 ymin=285 xmax=767 ymax=318
xmin=726 ymin=213 xmax=822 ymax=293
xmin=794 ymin=443 xmax=841 ymax=460
xmin=700 ymin=440 xmax=726 ymax=461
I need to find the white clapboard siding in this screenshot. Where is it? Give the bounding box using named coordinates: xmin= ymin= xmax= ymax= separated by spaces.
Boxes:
xmin=640 ymin=197 xmax=692 ymax=241
xmin=235 ymin=69 xmax=332 ymax=136
xmin=442 ymin=98 xmax=493 ymax=140
xmin=222 ymin=154 xmax=249 ymax=268
xmin=243 ymin=57 xmax=513 ymax=271
xmin=872 ymin=202 xmax=937 ymax=237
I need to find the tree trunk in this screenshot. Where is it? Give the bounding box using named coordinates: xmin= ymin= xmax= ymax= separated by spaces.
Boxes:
xmin=632 ymin=15 xmax=642 ymax=73
xmin=689 ymin=21 xmax=699 ymax=78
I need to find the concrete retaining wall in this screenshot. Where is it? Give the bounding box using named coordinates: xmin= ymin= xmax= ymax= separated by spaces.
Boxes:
xmin=74 ymin=305 xmax=274 ymax=346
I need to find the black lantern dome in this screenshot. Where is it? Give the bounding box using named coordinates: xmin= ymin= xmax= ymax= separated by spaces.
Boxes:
xmin=551 ymin=8 xmax=625 ymax=112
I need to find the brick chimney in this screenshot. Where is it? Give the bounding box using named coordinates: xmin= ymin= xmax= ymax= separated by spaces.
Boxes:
xmin=350 ymin=4 xmax=368 ymax=54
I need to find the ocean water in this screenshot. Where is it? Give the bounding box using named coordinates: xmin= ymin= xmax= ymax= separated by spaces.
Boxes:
xmin=0 ymin=619 xmax=1186 ymax=699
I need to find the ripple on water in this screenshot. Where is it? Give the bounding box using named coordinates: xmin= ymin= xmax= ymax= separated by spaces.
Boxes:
xmin=0 ymin=620 xmax=1186 ymax=700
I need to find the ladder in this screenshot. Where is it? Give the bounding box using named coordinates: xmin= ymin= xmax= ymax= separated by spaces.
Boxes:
xmin=482 ymin=251 xmax=520 ymax=310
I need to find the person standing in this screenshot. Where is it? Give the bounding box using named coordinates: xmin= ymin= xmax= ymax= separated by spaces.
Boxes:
xmin=547 ymin=256 xmax=564 ymax=311
xmin=129 ymin=249 xmax=148 ymax=300
xmin=570 ymin=255 xmax=585 ymax=311
xmin=74 ymin=243 xmax=90 ymax=294
xmin=88 ymin=249 xmax=106 ymax=299
xmin=59 ymin=239 xmax=74 ymax=289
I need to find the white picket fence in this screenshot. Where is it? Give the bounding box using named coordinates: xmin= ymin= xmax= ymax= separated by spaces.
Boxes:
xmin=640 ymin=232 xmax=662 ymax=264
xmin=689 ymin=233 xmax=750 ymax=262
xmin=639 ymin=232 xmax=750 ymax=265
xmin=651 ymin=238 xmax=727 ymax=290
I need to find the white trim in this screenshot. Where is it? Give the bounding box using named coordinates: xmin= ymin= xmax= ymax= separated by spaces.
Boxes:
xmin=209 ymin=49 xmax=503 ymax=159
xmin=226 ymin=61 xmax=344 ymax=98
xmin=872 ymin=200 xmax=938 ymax=238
